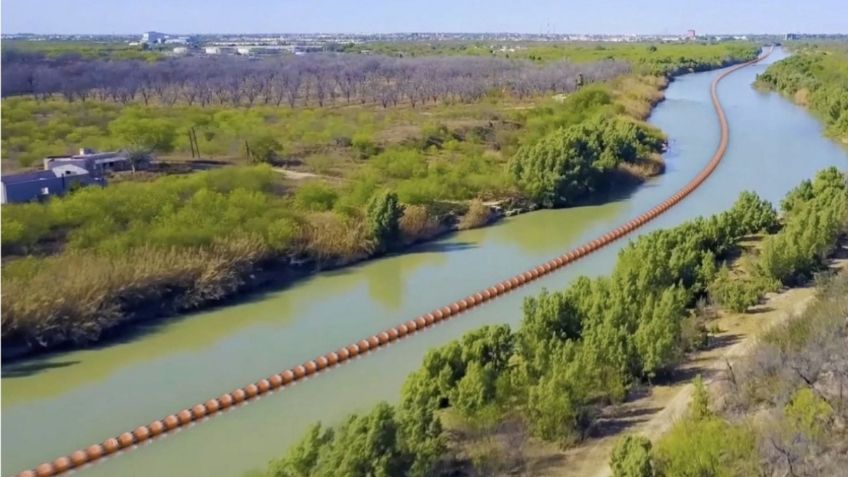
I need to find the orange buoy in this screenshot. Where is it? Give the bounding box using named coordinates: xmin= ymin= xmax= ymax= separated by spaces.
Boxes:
xmin=406 ymin=320 xmax=418 ymax=331
xmin=337 ymin=347 xmax=350 ymax=361
xmin=18 ymin=470 xmax=36 ymax=477
xmin=70 ymin=450 xmax=88 ymax=467
xmin=325 ymin=351 xmax=339 ymax=366
xmin=218 ymin=393 xmax=234 ymax=409
xmin=358 ymin=339 xmax=371 ymax=352
xmin=293 ymin=365 xmax=307 ymax=378
xmin=102 ymin=438 xmax=120 ymax=454
xmin=428 ymin=311 xmax=440 ymax=323
xmin=149 ymin=420 xmax=165 ymax=436
xmin=316 ymin=355 xmax=329 ymax=370
xmin=205 ymin=398 xmax=221 ymax=413
xmin=482 ymin=288 xmax=493 ymax=299
xmin=387 ymin=328 xmax=399 ymax=341
xmin=474 ymin=292 xmax=485 ymax=302
xmin=52 ymin=457 xmax=70 ymax=473
xmin=510 ymin=276 xmax=521 ymax=286
xmin=269 ymin=374 xmax=284 ymax=388
xmin=368 ymin=335 xmax=380 ymax=348
xmin=118 ymin=432 xmax=135 ymax=448
xmin=244 ymin=383 xmax=259 ymax=398
xmin=178 ymin=409 xmax=193 ymax=424
xmin=396 ymin=324 xmax=409 ymax=336
xmin=133 ymin=426 xmax=150 ymax=442
xmin=34 ymin=464 xmax=54 ymax=477
xmin=232 ymin=388 xmax=246 ymax=403
xmin=346 ymin=344 xmax=360 ymax=357
xmin=304 ymin=360 xmax=318 ymax=375
xmin=163 ymin=415 xmax=180 ymax=430
xmin=440 ymin=305 xmax=452 ymax=317
xmin=87 ymin=444 xmax=104 ymax=460
xmin=281 ymin=368 xmax=296 ymax=383
xmin=415 ymin=317 xmax=426 ymax=328
xmin=377 ymin=332 xmax=390 ymax=344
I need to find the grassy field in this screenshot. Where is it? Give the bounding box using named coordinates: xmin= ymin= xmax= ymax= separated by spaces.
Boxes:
xmin=343 ymin=41 xmax=758 ymax=74
xmin=1 ymin=39 xmax=162 ymax=61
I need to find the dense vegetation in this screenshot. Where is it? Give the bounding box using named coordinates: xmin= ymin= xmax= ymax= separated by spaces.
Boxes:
xmin=610 ymin=270 xmax=848 ymax=477
xmin=0 ymin=42 xmax=757 ymax=354
xmin=1 ymin=74 xmax=673 ymax=354
xmin=269 ymin=169 xmax=848 ymax=477
xmin=757 ymin=43 xmax=848 ymax=142
xmin=0 ymin=41 xmax=756 ymax=169
xmin=340 ymin=41 xmax=759 ymax=75
xmin=1 ymin=40 xmax=162 ymax=62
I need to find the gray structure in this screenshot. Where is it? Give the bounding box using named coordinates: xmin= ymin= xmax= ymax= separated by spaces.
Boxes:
xmin=43 ymin=148 xmax=147 ymax=175
xmin=1 ymin=148 xmax=145 ymax=204
xmin=1 ymin=168 xmax=99 ymax=204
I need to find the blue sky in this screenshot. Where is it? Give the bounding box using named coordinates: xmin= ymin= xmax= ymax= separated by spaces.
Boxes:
xmin=2 ymin=0 xmax=846 ymax=34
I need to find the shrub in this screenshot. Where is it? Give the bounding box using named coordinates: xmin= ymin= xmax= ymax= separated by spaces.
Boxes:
xmin=457 ymin=200 xmax=492 ymax=230
xmin=708 ymin=267 xmax=761 ymax=313
xmin=398 ymin=205 xmax=441 ymax=243
xmin=351 ymin=132 xmax=379 ymax=159
xmin=610 ymin=435 xmax=654 ymax=477
xmin=366 ymin=190 xmax=404 ymax=252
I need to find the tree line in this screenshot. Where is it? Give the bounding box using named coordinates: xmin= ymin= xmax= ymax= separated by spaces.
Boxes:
xmin=269 ymin=168 xmax=848 ymax=477
xmin=756 ymin=44 xmax=848 ymax=141
xmin=1 ymin=50 xmax=629 ymax=108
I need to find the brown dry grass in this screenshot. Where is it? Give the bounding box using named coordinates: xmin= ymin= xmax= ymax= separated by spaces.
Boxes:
xmin=458 ymin=200 xmax=493 ymax=230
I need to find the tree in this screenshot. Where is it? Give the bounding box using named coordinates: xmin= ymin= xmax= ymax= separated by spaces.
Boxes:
xmin=726 ymin=190 xmax=779 ymax=235
xmin=248 ymin=134 xmax=282 ymax=164
xmin=690 ymin=375 xmax=712 ymax=421
xmin=108 ymin=114 xmax=175 ymax=153
xmin=610 ymin=435 xmax=654 ymax=477
xmin=269 ymin=423 xmax=333 ymax=477
xmin=526 ymin=345 xmax=593 ymax=444
xmin=366 ymin=190 xmax=404 ymax=252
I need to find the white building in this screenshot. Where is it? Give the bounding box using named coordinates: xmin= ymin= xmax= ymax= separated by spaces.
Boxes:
xmin=236 ymin=47 xmax=252 ymax=55
xmin=142 ymin=31 xmax=166 ymax=44
xmin=205 ymin=47 xmax=221 ymax=55
xmin=173 ymin=47 xmax=188 ymax=55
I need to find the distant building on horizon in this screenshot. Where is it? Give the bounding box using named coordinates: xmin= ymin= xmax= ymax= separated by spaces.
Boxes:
xmin=686 ymin=29 xmax=696 ymax=40
xmin=142 ymin=31 xmax=166 ymax=45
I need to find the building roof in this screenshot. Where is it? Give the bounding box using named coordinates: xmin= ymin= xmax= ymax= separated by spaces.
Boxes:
xmin=1 ymin=170 xmax=59 ymax=185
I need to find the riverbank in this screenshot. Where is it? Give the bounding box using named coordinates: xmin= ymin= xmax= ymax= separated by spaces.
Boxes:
xmin=1 ymin=74 xmax=673 ymax=360
xmin=755 ymin=42 xmax=848 ymax=144
xmin=9 ymin=45 xmax=848 ymax=477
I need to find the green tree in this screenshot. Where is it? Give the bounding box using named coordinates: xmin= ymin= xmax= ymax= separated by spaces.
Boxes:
xmin=269 ymin=423 xmax=333 ymax=477
xmin=726 ymin=190 xmax=779 ymax=235
xmin=784 ymin=387 xmax=833 ymax=442
xmin=247 ymin=134 xmax=282 ymax=164
xmin=366 ymin=190 xmax=404 ymax=252
xmin=109 ymin=115 xmax=176 ymax=153
xmin=653 ymin=417 xmax=759 ymax=477
xmin=690 ymin=375 xmax=711 ymax=421
xmin=610 ymin=435 xmax=654 ymax=477
xmin=708 ymin=266 xmax=761 ymax=313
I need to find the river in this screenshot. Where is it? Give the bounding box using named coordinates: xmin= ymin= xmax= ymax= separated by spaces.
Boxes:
xmin=2 ymin=47 xmax=846 ymax=477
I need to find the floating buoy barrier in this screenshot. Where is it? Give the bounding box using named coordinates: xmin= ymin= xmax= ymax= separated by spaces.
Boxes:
xmin=14 ymin=47 xmax=771 ymax=477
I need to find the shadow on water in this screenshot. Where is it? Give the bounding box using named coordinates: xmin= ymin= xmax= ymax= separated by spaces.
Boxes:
xmin=406 ymin=240 xmax=477 ymax=255
xmin=2 ymin=360 xmax=80 ymax=378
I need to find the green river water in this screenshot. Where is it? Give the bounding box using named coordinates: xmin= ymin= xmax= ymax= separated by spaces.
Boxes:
xmin=2 ymin=47 xmax=846 ymax=477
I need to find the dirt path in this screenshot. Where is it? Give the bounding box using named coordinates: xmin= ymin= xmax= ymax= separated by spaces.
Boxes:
xmin=532 ymin=256 xmax=846 ymax=477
